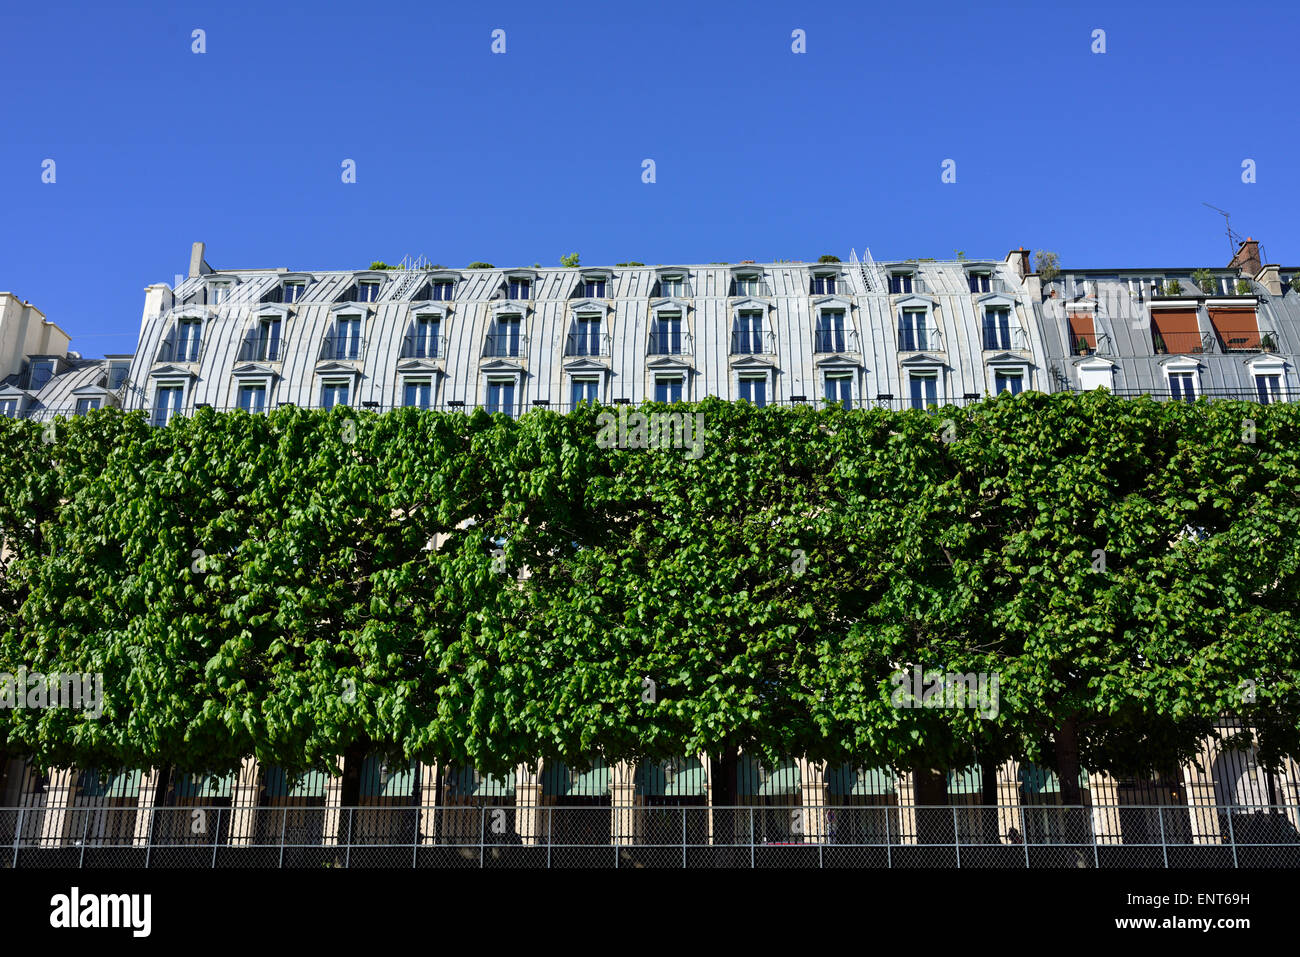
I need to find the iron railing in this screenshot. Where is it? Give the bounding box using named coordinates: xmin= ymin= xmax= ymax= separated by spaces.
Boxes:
xmin=4 ymin=804 xmax=1296 ymax=869
xmin=318 ymin=335 xmax=365 ymax=361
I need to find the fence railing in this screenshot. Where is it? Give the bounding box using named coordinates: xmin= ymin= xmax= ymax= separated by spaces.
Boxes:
xmin=3 ymin=804 xmax=1297 ymax=868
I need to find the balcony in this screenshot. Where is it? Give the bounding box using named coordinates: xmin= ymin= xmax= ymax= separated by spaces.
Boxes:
xmin=400 ymin=334 xmax=448 ymax=360
xmin=648 ymin=330 xmax=693 ymax=356
xmin=156 ymin=338 xmax=205 ymax=363
xmin=982 ymin=327 xmax=1029 ymax=351
xmin=318 ymin=335 xmax=365 ymax=361
xmin=895 ymin=329 xmax=941 ymax=353
xmin=815 ymin=329 xmax=859 ymax=354
xmin=731 ymin=330 xmax=777 ymax=355
xmin=1217 ymin=329 xmax=1279 ymax=354
xmin=237 ymin=335 xmax=286 ymax=363
xmin=1069 ymin=332 xmax=1112 ymax=356
xmin=1152 ymin=332 xmax=1211 ymax=355
xmin=565 ymin=332 xmax=612 ymax=357
xmin=483 ymin=332 xmax=528 ymax=358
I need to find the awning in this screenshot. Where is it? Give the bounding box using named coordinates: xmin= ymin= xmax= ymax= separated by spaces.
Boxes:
xmin=738 ymin=756 xmax=802 ymax=797
xmin=826 ymin=765 xmax=897 ymax=796
xmin=542 ymin=761 xmax=610 ymax=797
xmin=445 ymin=766 xmax=516 ymax=798
xmin=636 ymin=757 xmax=708 ymax=797
xmin=76 ymin=769 xmax=142 ymax=799
xmin=263 ymin=768 xmax=327 ymax=799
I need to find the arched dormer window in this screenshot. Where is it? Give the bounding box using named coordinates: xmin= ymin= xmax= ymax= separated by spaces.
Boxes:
xmin=653 ymin=268 xmax=692 ymax=298
xmin=729 ymin=265 xmax=768 ymax=297
xmin=500 ymin=269 xmax=538 ymax=302
xmin=415 ymin=270 xmax=462 ymax=302
xmin=886 ymin=265 xmax=926 ymax=296
xmin=204 ymin=275 xmax=238 ymax=305
xmin=962 ymin=262 xmax=999 ymax=294
xmin=263 ymin=273 xmax=313 ymax=304
xmin=572 ymin=268 xmax=612 ymax=300
xmin=808 ymin=264 xmax=843 ymax=296
xmin=341 ymin=271 xmax=390 ymax=304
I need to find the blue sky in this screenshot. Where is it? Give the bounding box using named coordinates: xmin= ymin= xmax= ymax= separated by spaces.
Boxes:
xmin=3 ymin=0 xmax=1298 ymax=357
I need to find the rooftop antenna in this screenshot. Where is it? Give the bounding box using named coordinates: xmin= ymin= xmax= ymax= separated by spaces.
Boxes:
xmin=1203 ymin=203 xmax=1244 ymax=259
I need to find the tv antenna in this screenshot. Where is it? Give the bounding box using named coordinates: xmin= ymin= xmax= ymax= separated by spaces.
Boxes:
xmin=1203 ymin=203 xmax=1244 ymax=259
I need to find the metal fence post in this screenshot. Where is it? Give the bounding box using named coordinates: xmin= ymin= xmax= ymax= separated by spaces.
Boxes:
xmin=211 ymin=807 xmax=221 ymax=868
xmin=1158 ymin=804 xmax=1168 ymax=869
xmin=1020 ymin=805 xmax=1029 ymax=869
xmin=1091 ymin=805 xmax=1099 ymax=870
xmin=79 ymin=807 xmax=90 ymax=868
xmin=749 ymin=808 xmax=755 ymax=869
xmin=145 ymin=808 xmax=154 ymax=869
xmin=952 ymin=806 xmax=960 ymax=868
xmin=345 ymin=808 xmax=353 ymax=869
xmin=1226 ymin=807 xmax=1238 ymax=869
xmin=12 ymin=808 xmax=22 ymax=869
xmin=479 ymin=806 xmax=485 ymax=869
xmin=681 ymin=806 xmax=687 ymax=869
xmin=885 ymin=805 xmax=892 ymax=869
xmin=278 ymin=807 xmax=286 ymax=869
xmin=412 ymin=807 xmax=419 ymax=869
xmin=546 ymin=807 xmax=552 ymax=869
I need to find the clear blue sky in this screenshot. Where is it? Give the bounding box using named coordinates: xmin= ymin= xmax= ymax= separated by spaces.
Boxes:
xmin=3 ymin=0 xmax=1297 ymax=357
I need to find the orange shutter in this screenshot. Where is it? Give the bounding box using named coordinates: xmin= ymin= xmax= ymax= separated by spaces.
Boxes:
xmin=1150 ymin=309 xmax=1200 ymax=354
xmin=1067 ymin=312 xmax=1096 ymax=353
xmin=1208 ymin=307 xmax=1260 ymax=350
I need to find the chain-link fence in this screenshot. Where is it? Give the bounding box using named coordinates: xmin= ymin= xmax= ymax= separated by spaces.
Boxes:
xmin=3 ymin=804 xmax=1298 ymax=868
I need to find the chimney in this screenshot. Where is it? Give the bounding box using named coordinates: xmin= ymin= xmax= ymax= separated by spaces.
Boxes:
xmin=1256 ymin=264 xmax=1283 ymax=296
xmin=1228 ymin=237 xmax=1261 ymax=276
xmin=1007 ymin=247 xmax=1031 ymax=279
xmin=188 ymin=241 xmax=212 ymax=279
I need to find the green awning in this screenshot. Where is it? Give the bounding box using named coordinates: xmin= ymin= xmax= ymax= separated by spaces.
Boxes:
xmin=360 ymin=757 xmax=417 ymax=798
xmin=636 ymin=757 xmax=708 ymax=797
xmin=947 ymin=766 xmax=983 ymax=795
xmin=542 ymin=761 xmax=610 ymax=797
xmin=826 ymin=765 xmax=897 ymax=796
xmin=738 ymin=756 xmax=802 ymax=797
xmin=1019 ymin=763 xmax=1091 ymax=795
xmin=175 ymin=772 xmax=235 ymax=799
xmin=445 ymin=766 xmax=516 ymax=798
xmin=263 ymin=768 xmax=328 ymax=799
xmin=76 ymin=769 xmax=142 ymax=799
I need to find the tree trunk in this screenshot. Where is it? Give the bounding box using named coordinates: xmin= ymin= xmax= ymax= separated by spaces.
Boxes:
xmin=1054 ymin=716 xmax=1083 ymax=807
xmin=336 ymin=743 xmax=368 ymax=848
xmin=913 ymin=768 xmax=953 ymax=847
xmin=711 ymin=746 xmax=739 ymax=847
xmin=980 ymin=758 xmax=1001 ymax=844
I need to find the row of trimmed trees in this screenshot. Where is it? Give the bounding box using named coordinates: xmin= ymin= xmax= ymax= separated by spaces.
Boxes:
xmin=1 ymin=393 xmax=1297 ymax=813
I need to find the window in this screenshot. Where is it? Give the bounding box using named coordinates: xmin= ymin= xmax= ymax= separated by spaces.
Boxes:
xmin=738 ymin=374 xmax=767 ymax=407
xmin=406 ymin=314 xmax=441 ymax=358
xmin=994 ymin=370 xmax=1023 ymax=395
xmin=238 ymin=384 xmax=267 ymax=413
xmin=659 ymin=274 xmax=685 ymax=297
xmin=429 ymin=280 xmax=455 ymax=301
xmin=909 ymin=372 xmax=938 ymax=409
xmin=888 ymin=273 xmax=914 ymax=294
xmin=824 ymin=373 xmax=852 ymax=409
xmin=107 ymin=361 xmax=131 ymax=391
xmin=734 ymin=274 xmax=761 ymax=296
xmin=489 ymin=316 xmax=522 ymax=357
xmin=654 ymin=376 xmax=684 ymax=403
xmin=176 ymin=319 xmax=203 ymax=362
xmin=321 ymin=380 xmax=350 ymax=409
xmin=810 ymin=274 xmax=838 ymax=295
xmin=251 ymin=316 xmax=282 ymax=361
xmin=486 ymin=379 xmax=516 ymax=416
xmin=733 ymin=311 xmax=764 ymax=354
xmin=898 ymin=309 xmax=928 ymax=352
xmin=152 ymin=385 xmax=183 ymax=426
xmin=1169 ymin=372 xmax=1196 ymax=403
xmin=0 ymin=399 xmax=17 ymax=417
xmin=581 ymin=278 xmax=607 ymax=298
xmin=283 ymin=282 xmax=305 ymax=303
xmin=28 ymin=359 xmax=56 ymax=390
xmin=570 ymin=316 xmax=601 ymax=356
xmin=1255 ymin=374 xmax=1281 ymax=404
xmin=355 ymin=282 xmax=380 ymax=303
xmin=983 ymin=308 xmax=1012 ymax=350
xmin=75 ymin=397 xmax=102 ymax=415
xmin=968 ymin=272 xmax=991 ymax=294
xmin=508 ymin=278 xmax=532 ymax=300
xmin=570 ymin=377 xmax=599 ymax=407
xmin=208 ymin=283 xmax=230 ymax=305
xmin=816 ymin=311 xmax=848 ymax=353
xmin=403 ymin=380 xmax=433 ymax=409
xmin=651 ymin=314 xmax=683 ymax=355
xmin=331 ymin=316 xmax=363 ymax=359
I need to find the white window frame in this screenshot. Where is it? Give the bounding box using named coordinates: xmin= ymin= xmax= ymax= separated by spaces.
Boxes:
xmin=402 ymin=377 xmax=435 ymax=409
xmin=320 ymin=379 xmax=351 ymax=409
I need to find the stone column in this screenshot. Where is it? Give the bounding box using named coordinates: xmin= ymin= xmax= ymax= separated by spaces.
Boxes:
xmin=419 ymin=761 xmax=439 ymax=845
xmin=40 ymin=768 xmax=77 ymax=847
xmin=611 ymin=761 xmax=637 ymax=846
xmin=228 ymin=758 xmax=261 ymax=846
xmin=321 ymin=759 xmax=344 ymax=846
xmin=1088 ymin=771 xmax=1121 ymax=845
xmin=702 ymin=754 xmax=715 ymax=846
xmin=996 ymin=760 xmax=1019 ymax=844
xmin=896 ymin=772 xmax=918 ymax=845
xmin=517 ymin=763 xmax=543 ymax=846
xmin=798 ymin=758 xmax=826 ymax=843
xmin=132 ymin=768 xmax=161 ymax=847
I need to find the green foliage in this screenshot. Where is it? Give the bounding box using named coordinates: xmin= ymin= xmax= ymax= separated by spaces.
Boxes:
xmin=818 ymin=255 xmax=841 ymax=263
xmin=466 ymin=262 xmax=494 ymax=270
xmin=1161 ymin=279 xmax=1183 ymax=296
xmin=1236 ymin=279 xmax=1252 ymax=295
xmin=560 ymin=253 xmax=580 ymax=268
xmin=1192 ymin=269 xmax=1216 ymax=294
xmin=368 ymin=262 xmax=399 ymax=270
xmin=1290 ymin=275 xmax=1300 ymax=293
xmin=1035 ymin=251 xmax=1061 ymax=282
xmin=616 ymin=262 xmax=645 ymax=267
xmin=2 ymin=396 xmax=1297 ymax=780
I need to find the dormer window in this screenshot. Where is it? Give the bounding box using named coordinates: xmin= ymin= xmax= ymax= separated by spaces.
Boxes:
xmin=403 ymin=313 xmax=442 ymax=359
xmin=568 ymin=315 xmax=603 ymax=356
xmin=968 ymin=271 xmax=992 ymax=294
xmin=429 ymin=279 xmax=455 ymax=301
xmin=732 ymin=310 xmax=765 ymax=354
xmin=0 ymin=398 xmax=19 ymax=418
xmin=508 ymin=277 xmax=532 ymax=300
xmin=488 ymin=315 xmax=523 ymax=358
xmin=815 ymin=310 xmax=850 ymax=353
xmin=241 ymin=314 xmax=283 ymax=362
xmin=283 ymin=281 xmax=306 ymax=303
xmin=27 ymin=359 xmax=56 ymax=390
xmin=658 ymin=273 xmax=687 ymax=297
xmin=323 ymin=315 xmax=363 ymax=360
xmin=732 ymin=272 xmax=764 ymax=297
xmin=650 ymin=313 xmax=685 ymax=355
xmin=355 ymin=281 xmax=381 ymax=303
xmin=107 ymin=360 xmax=131 ymax=391
xmin=888 ymin=271 xmax=915 ymax=294
xmin=579 ymin=277 xmax=606 ymax=298
xmin=173 ymin=318 xmax=203 ymax=362
xmin=810 ymin=272 xmax=839 ymax=295
xmin=982 ymin=307 xmax=1013 ymax=350
xmin=898 ymin=309 xmax=930 ymax=352
xmin=207 ymin=282 xmax=231 ymax=305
